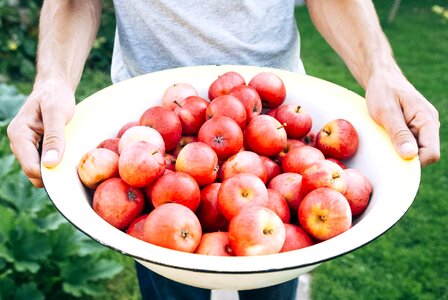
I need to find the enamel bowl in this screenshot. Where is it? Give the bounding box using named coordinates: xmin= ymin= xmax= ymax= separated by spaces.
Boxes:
xmin=41 ymin=65 xmax=420 ymax=290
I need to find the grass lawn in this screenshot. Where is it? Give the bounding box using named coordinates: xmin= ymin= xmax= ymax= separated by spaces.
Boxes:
xmin=12 ymin=1 xmax=447 ymax=299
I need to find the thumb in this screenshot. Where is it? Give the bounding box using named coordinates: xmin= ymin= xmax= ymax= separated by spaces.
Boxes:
xmin=41 ymin=109 xmax=70 ymax=168
xmin=384 ymin=118 xmax=418 ymax=160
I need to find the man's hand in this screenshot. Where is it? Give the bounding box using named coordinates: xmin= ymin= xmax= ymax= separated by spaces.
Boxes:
xmin=7 ymin=79 xmax=75 ymax=187
xmin=365 ymin=68 xmax=440 ymax=167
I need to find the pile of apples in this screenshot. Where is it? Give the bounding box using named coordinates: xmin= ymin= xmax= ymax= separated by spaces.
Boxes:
xmin=77 ymin=70 xmax=373 ymax=257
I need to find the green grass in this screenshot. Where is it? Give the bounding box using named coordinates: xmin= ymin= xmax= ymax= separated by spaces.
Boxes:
xmin=10 ymin=1 xmax=447 ymax=299
xmin=296 ymin=1 xmax=448 ymax=299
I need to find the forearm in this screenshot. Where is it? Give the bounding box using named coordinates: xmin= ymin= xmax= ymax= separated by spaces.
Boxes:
xmin=306 ymin=0 xmax=398 ymax=89
xmin=35 ymin=0 xmax=102 ymax=90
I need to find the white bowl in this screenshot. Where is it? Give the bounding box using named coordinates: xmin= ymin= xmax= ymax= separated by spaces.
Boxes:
xmin=41 ymin=65 xmax=420 ymax=290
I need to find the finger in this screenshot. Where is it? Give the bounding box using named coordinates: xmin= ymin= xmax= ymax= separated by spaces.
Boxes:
xmin=9 ymin=139 xmax=42 ymax=181
xmin=41 ymin=106 xmax=69 ymax=168
xmin=414 ymin=120 xmax=440 ymax=167
xmin=380 ymin=112 xmax=419 ymax=160
xmin=30 ymin=177 xmax=44 ymax=188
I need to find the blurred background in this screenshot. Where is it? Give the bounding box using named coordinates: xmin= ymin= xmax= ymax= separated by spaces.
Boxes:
xmin=0 ymin=0 xmax=446 ymax=299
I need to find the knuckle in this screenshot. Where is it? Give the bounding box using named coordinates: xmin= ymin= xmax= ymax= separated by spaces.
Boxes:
xmin=42 ymin=130 xmax=63 ymax=147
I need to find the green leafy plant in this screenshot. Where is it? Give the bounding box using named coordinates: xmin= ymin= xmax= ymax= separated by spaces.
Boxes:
xmin=0 ymin=84 xmax=123 ymax=299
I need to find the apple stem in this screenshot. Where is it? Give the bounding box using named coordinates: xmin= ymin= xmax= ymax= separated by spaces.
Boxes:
xmin=181 ymin=229 xmax=189 ymax=240
xmin=277 ymin=123 xmax=287 ymax=130
xmin=295 ymin=105 xmax=301 ymax=113
xmin=173 ymin=100 xmax=182 ymax=108
xmin=322 ymin=128 xmax=331 ymax=136
xmin=319 ymin=215 xmax=327 ymax=222
xmin=263 ymin=228 xmax=274 ymax=235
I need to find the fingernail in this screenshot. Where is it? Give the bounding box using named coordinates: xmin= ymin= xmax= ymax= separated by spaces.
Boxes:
xmin=43 ymin=150 xmax=59 ymax=166
xmin=400 ymin=142 xmax=417 ymax=156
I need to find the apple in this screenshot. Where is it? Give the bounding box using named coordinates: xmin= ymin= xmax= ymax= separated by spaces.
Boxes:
xmin=139 ymin=105 xmax=182 ymax=151
xmin=248 ymin=72 xmax=286 ymax=108
xmin=244 ymin=114 xmax=287 ymax=157
xmin=196 ymin=183 xmax=229 ymax=233
xmin=77 ymin=148 xmax=119 ymax=189
xmin=228 ymin=206 xmax=286 ymax=256
xmin=164 ymin=153 xmax=177 ymax=171
xmin=315 ymin=118 xmax=359 ymax=160
xmin=342 ymin=168 xmax=373 ymax=216
xmin=228 ymin=85 xmax=262 ymax=122
xmin=268 ymin=172 xmax=303 ymax=213
xmin=127 ymin=214 xmax=148 ymax=240
xmin=275 ymin=104 xmax=313 ymax=139
xmin=301 ymin=130 xmax=317 ymax=147
xmin=220 ymin=150 xmax=268 ymax=184
xmin=93 ymin=177 xmax=145 ymax=230
xmin=275 ymin=138 xmax=305 ymax=166
xmin=151 ymin=171 xmax=201 ymax=212
xmin=118 ymin=141 xmax=165 ymax=188
xmin=195 ymin=232 xmax=233 ymax=256
xmin=266 ymin=189 xmax=291 ymax=224
xmin=208 ymin=71 xmax=246 ymax=100
xmin=259 ymin=155 xmax=281 ymax=184
xmin=198 ymin=116 xmax=243 ymax=160
xmin=298 ymin=188 xmax=352 ymax=241
xmin=173 ymin=95 xmax=209 ymax=135
xmin=172 ymin=135 xmax=198 ymax=157
xmin=116 ymin=121 xmax=138 ymax=138
xmin=280 ymin=223 xmax=314 ymax=252
xmin=143 ymin=203 xmax=202 ymax=253
xmin=97 ymin=137 xmax=120 ymax=155
xmin=175 ymin=142 xmax=219 ymax=186
xmin=206 ymin=95 xmax=247 ymax=129
xmin=218 ymin=173 xmax=269 ymax=220
xmin=301 ymin=159 xmax=347 ymax=196
xmin=281 ymin=145 xmax=325 ymax=175
xmin=118 ymin=125 xmax=165 ymax=154
xmin=162 ymin=82 xmax=198 ymax=110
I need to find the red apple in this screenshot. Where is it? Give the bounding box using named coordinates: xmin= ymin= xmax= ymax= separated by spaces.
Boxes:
xmin=118 ymin=141 xmax=165 ymax=188
xmin=196 ymin=183 xmax=229 ymax=233
xmin=259 ymin=156 xmax=281 ymax=184
xmin=116 ymin=121 xmax=138 ymax=138
xmin=301 ymin=130 xmax=317 ymax=147
xmin=93 ymin=177 xmax=145 ymax=230
xmin=301 ymin=159 xmax=347 ymax=196
xmin=248 ymin=72 xmax=286 ymax=108
xmin=143 ymin=203 xmax=202 ymax=253
xmin=172 ymin=135 xmax=198 ymax=157
xmin=198 ymin=116 xmax=243 ymax=160
xmin=175 ymin=142 xmax=219 ymax=186
xmin=281 ymin=145 xmax=325 ymax=175
xmin=97 ymin=137 xmax=120 ymax=155
xmin=342 ymin=169 xmax=373 ymax=216
xmin=208 ymin=71 xmax=246 ymax=100
xmin=118 ymin=125 xmax=165 ymax=154
xmin=266 ymin=189 xmax=291 ymax=223
xmin=127 ymin=214 xmax=149 ymax=240
xmin=228 ymin=85 xmax=262 ymax=122
xmin=280 ymin=224 xmax=314 ymax=252
xmin=275 ymin=104 xmax=313 ymax=139
xmin=268 ymin=172 xmax=303 ymax=213
xmin=315 ymin=119 xmax=359 ymax=160
xmin=228 ymin=206 xmax=286 ymax=256
xmin=218 ymin=173 xmax=269 ymax=220
xmin=78 ymin=148 xmax=119 ymax=189
xmin=244 ymin=115 xmax=287 ymax=157
xmin=151 ymin=171 xmax=201 ymax=212
xmin=275 ymin=139 xmax=305 ymax=166
xmin=195 ymin=232 xmax=233 ymax=256
xmin=206 ymin=95 xmax=247 ymax=129
xmin=162 ymin=82 xmax=198 ymax=110
xmin=298 ymin=188 xmax=352 ymax=241
xmin=173 ymin=95 xmax=209 ymax=135
xmin=139 ymin=106 xmax=182 ymax=151
xmin=220 ymin=150 xmax=267 ymax=184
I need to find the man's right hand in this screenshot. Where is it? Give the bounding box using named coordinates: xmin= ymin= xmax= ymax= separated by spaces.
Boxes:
xmin=7 ymin=79 xmax=76 ymax=188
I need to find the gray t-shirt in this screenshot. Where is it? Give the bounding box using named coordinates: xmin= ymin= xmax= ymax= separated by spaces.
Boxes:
xmin=111 ymin=0 xmax=305 ymax=83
